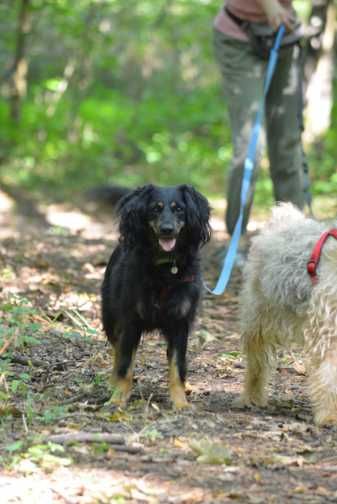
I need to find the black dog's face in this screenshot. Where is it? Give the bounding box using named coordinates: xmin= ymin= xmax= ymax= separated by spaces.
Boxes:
xmin=147 ymin=187 xmax=186 ymax=253
xmin=118 ymin=184 xmax=211 ymax=251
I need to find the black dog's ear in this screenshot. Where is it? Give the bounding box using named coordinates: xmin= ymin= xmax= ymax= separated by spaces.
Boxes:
xmin=180 ymin=185 xmax=211 ymax=247
xmin=117 ymin=185 xmax=154 ymax=248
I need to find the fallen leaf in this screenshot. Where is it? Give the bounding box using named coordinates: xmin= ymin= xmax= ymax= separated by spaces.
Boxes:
xmin=189 ymin=438 xmax=232 ymax=465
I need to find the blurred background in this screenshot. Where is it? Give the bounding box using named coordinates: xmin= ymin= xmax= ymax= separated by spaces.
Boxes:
xmin=0 ymin=0 xmax=336 ymax=213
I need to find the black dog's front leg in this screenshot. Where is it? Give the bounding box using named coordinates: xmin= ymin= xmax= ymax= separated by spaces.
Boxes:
xmin=165 ymin=322 xmax=189 ymax=409
xmin=110 ymin=323 xmax=141 ymax=406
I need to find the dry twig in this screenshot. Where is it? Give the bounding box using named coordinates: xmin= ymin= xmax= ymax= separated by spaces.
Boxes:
xmin=47 ymin=432 xmax=126 ymax=444
xmin=45 ymin=432 xmax=144 ymax=453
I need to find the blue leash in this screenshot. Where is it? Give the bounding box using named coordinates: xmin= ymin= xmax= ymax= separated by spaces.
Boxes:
xmin=205 ymin=25 xmax=286 ymax=296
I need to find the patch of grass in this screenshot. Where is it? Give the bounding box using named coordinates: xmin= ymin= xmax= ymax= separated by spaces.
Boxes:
xmin=0 ymin=298 xmax=47 ymax=410
xmin=91 ymin=442 xmax=110 ymax=455
xmin=39 ymin=405 xmax=69 ymax=425
xmin=140 ymin=426 xmax=164 ymax=443
xmin=219 ymin=351 xmax=241 ymax=362
xmin=11 ymin=442 xmax=72 ymax=474
xmin=0 ymin=296 xmax=44 ymax=357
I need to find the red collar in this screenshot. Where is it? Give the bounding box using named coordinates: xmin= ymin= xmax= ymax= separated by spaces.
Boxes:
xmin=307 ymin=228 xmax=337 ymax=284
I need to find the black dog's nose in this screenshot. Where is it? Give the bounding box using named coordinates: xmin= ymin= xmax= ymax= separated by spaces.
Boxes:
xmin=160 ymin=224 xmax=174 ymax=235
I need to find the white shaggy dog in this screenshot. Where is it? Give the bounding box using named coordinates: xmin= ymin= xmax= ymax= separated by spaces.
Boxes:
xmin=238 ymin=204 xmax=337 ymax=426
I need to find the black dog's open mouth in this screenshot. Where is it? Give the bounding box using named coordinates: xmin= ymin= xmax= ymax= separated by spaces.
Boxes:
xmin=158 ymin=237 xmax=177 ymax=252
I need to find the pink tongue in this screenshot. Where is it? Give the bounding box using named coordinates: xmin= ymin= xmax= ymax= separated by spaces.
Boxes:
xmin=159 ymin=238 xmax=176 ymax=252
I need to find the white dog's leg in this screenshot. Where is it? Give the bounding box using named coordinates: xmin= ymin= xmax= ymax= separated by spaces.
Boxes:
xmin=237 ymin=330 xmax=273 ymax=407
xmin=306 ymin=297 xmax=337 ymax=426
xmin=308 ymin=349 xmax=337 ymax=426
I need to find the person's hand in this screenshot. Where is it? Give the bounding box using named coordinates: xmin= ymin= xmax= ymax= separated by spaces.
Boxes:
xmin=259 ymin=0 xmax=295 ymax=31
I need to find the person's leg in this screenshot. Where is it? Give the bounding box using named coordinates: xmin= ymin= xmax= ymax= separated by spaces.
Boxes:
xmin=213 ymin=29 xmax=266 ymax=236
xmin=265 ymin=46 xmax=306 ymax=209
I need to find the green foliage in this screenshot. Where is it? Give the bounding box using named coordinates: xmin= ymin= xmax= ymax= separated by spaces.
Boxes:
xmin=0 ymin=297 xmax=43 ymax=414
xmin=307 ymin=76 xmax=337 ymax=196
xmin=0 ymin=295 xmax=98 ymax=430
xmin=9 ymin=442 xmax=72 ymax=473
xmin=0 ymin=0 xmax=336 ymax=201
xmin=39 ymin=406 xmax=68 ymax=425
xmin=0 ymin=296 xmax=42 ymax=359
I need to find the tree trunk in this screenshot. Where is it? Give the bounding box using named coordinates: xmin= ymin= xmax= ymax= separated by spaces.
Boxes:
xmin=10 ymin=0 xmax=31 ymax=123
xmin=303 ymin=0 xmax=336 ymax=142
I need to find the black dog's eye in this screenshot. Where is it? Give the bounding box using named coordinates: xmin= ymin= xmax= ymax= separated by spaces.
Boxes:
xmin=171 ymin=202 xmax=184 ymax=213
xmin=151 ymin=203 xmax=163 ymax=214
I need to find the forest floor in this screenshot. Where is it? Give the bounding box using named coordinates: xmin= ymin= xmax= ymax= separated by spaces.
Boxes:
xmin=1 ymin=191 xmax=337 ymax=503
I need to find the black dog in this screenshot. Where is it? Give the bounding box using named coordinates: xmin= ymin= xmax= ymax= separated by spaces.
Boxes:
xmin=101 ymin=184 xmax=211 ymax=408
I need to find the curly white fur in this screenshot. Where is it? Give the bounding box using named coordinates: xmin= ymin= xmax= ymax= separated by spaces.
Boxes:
xmin=239 ymin=203 xmax=337 ymax=425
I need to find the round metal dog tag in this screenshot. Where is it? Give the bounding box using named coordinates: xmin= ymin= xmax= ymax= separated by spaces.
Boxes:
xmin=171 ymin=266 xmax=178 ymax=274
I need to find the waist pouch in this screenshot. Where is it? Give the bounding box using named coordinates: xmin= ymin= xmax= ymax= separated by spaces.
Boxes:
xmin=225 ymin=7 xmax=302 ymax=60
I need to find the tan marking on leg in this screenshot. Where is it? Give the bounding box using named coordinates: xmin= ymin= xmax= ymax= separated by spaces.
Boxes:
xmin=168 ymin=353 xmax=189 ymax=409
xmin=108 ymin=347 xmax=136 ymax=407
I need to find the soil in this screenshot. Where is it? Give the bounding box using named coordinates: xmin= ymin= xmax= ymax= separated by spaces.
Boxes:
xmin=1 ymin=198 xmax=337 ymax=503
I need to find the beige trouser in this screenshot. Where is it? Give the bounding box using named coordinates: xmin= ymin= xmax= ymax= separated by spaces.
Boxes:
xmin=213 ymin=29 xmax=309 ymax=235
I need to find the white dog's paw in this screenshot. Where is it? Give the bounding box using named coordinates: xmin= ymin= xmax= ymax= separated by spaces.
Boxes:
xmin=232 ymin=394 xmax=268 ymax=409
xmin=314 ymin=412 xmax=337 ymax=427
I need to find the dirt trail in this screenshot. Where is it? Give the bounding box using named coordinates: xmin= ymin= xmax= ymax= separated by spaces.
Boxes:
xmin=1 ymin=202 xmax=337 ymax=503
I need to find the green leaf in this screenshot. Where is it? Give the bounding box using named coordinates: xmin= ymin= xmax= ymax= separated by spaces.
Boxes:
xmin=5 ymin=440 xmax=24 ymax=453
